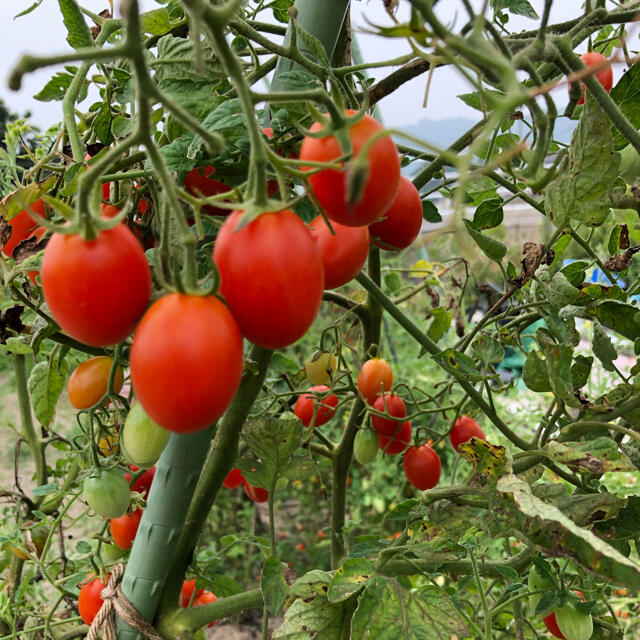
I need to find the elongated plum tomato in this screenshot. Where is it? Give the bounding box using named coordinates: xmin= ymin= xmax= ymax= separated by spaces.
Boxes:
xmin=543 ymin=591 xmax=588 ymax=640
xmin=371 ymin=394 xmax=407 ymax=436
xmin=370 ymin=176 xmax=423 ymax=251
xmin=378 ymin=420 xmax=412 ymax=455
xmin=575 ymin=52 xmax=613 ymax=105
xmin=67 ymin=356 xmax=124 ymax=410
xmin=78 ymin=575 xmax=108 ymax=625
xmin=223 ymin=468 xmax=244 ymax=489
xmin=357 ymin=358 xmax=393 ymax=404
xmin=300 ymin=111 xmax=400 ymax=227
xmin=1 ymin=198 xmax=46 ymax=258
xmin=213 ymin=209 xmax=324 ymax=348
xmin=308 ymin=215 xmax=370 ymax=289
xmin=243 ymin=479 xmax=269 ymax=503
xmin=41 ymin=225 xmax=151 ymax=347
xmin=180 ymin=579 xmax=204 ymax=607
xmin=193 ymin=591 xmax=217 ymax=627
xmin=83 ymin=468 xmax=131 ymax=519
xmin=121 ymin=403 xmax=170 ymax=469
xmin=294 ymin=385 xmax=339 ymax=427
xmin=449 ymin=415 xmax=485 ymax=452
xmin=403 ymin=444 xmax=441 ymax=490
xmin=130 ymin=293 xmax=243 ymax=433
xmin=109 ymin=508 xmax=142 ymax=550
xmin=184 ymin=166 xmax=232 ymax=216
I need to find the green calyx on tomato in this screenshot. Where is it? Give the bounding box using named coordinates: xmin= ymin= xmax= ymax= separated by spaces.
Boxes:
xmin=83 ymin=468 xmax=131 ymax=519
xmin=121 ymin=402 xmax=170 ymax=469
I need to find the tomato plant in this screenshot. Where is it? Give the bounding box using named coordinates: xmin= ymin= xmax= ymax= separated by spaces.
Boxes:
xmin=78 ymin=575 xmax=108 ymax=625
xmin=110 ymin=508 xmax=142 ymax=550
xmin=357 ymin=358 xmax=393 ymax=404
xmin=83 ymin=468 xmax=131 ymax=519
xmin=403 ymin=444 xmax=441 ymax=490
xmin=544 ymin=592 xmax=592 ymax=640
xmin=67 ymin=356 xmax=124 ymax=410
xmin=41 ymin=225 xmax=151 ymax=346
xmin=130 ymin=293 xmax=244 ymax=433
xmin=449 ymin=415 xmax=486 ymax=452
xmin=293 ymin=385 xmax=339 ymax=427
xmin=308 ymin=215 xmax=370 ymax=289
xmin=213 ymin=209 xmax=324 ymax=348
xmin=121 ymin=402 xmax=170 ymax=469
xmin=300 ymin=111 xmax=400 ymax=227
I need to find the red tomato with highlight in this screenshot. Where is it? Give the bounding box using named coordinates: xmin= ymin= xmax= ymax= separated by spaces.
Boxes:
xmin=378 ymin=420 xmax=411 ymax=455
xmin=130 ymin=294 xmax=244 ymax=433
xmin=371 ymin=394 xmax=407 ymax=436
xmin=294 ymin=385 xmax=339 ymax=427
xmin=357 ymin=358 xmax=393 ymax=404
xmin=300 ymin=111 xmax=400 ymax=227
xmin=109 ymin=508 xmax=142 ymax=550
xmin=243 ymin=479 xmax=269 ymax=503
xmin=78 ymin=575 xmax=108 ymax=625
xmin=213 ymin=209 xmax=324 ymax=348
xmin=193 ymin=590 xmax=217 ymax=627
xmin=309 ymin=215 xmax=370 ymax=289
xmin=41 ymin=225 xmax=151 ymax=347
xmin=223 ymin=468 xmax=244 ymax=489
xmin=369 ymin=176 xmax=423 ymax=251
xmin=576 ymin=51 xmax=613 ymax=105
xmin=184 ymin=166 xmax=232 ymax=216
xmin=449 ymin=415 xmax=485 ymax=452
xmin=180 ymin=579 xmax=204 ymax=608
xmin=403 ymin=444 xmax=441 ymax=490
xmin=1 ymin=198 xmax=46 ymax=258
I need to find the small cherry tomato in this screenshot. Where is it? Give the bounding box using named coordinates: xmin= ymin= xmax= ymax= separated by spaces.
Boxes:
xmin=378 ymin=421 xmax=412 ymax=455
xmin=304 ymin=350 xmax=338 ymax=386
xmin=223 ymin=468 xmax=244 ymax=489
xmin=67 ymin=356 xmax=125 ymax=410
xmin=575 ymin=51 xmax=613 ymax=105
xmin=353 ymin=429 xmax=379 ymax=465
xmin=300 ymin=111 xmax=400 ymax=227
xmin=294 ymin=385 xmax=339 ymax=427
xmin=403 ymin=444 xmax=441 ymax=490
xmin=83 ymin=468 xmax=131 ymax=519
xmin=180 ymin=579 xmax=205 ymax=608
xmin=109 ymin=508 xmax=142 ymax=550
xmin=369 ymin=176 xmax=423 ymax=251
xmin=371 ymin=394 xmax=407 ymax=436
xmin=449 ymin=415 xmax=485 ymax=453
xmin=184 ymin=166 xmax=232 ymax=216
xmin=42 ymin=225 xmax=151 ymax=347
xmin=243 ymin=479 xmax=269 ymax=503
xmin=357 ymin=358 xmax=393 ymax=404
xmin=308 ymin=215 xmax=370 ymax=289
xmin=193 ymin=590 xmax=217 ymax=627
xmin=121 ymin=403 xmax=170 ymax=469
xmin=78 ymin=574 xmax=108 ymax=625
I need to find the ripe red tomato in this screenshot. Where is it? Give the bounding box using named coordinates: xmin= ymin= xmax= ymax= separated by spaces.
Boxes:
xmin=180 ymin=579 xmax=204 ymax=608
xmin=213 ymin=209 xmax=324 ymax=348
xmin=369 ymin=176 xmax=423 ymax=251
xmin=67 ymin=356 xmax=125 ymax=410
xmin=1 ymin=198 xmax=46 ymax=258
xmin=294 ymin=385 xmax=339 ymax=427
xmin=300 ymin=111 xmax=400 ymax=227
xmin=378 ymin=420 xmax=411 ymax=455
xmin=109 ymin=508 xmax=142 ymax=550
xmin=130 ymin=293 xmax=244 ymax=433
xmin=576 ymin=52 xmax=613 ymax=105
xmin=125 ymin=466 xmax=156 ymax=500
xmin=357 ymin=358 xmax=393 ymax=404
xmin=41 ymin=225 xmax=151 ymax=347
xmin=78 ymin=575 xmax=108 ymax=625
xmin=308 ymin=215 xmax=370 ymax=289
xmin=543 ymin=591 xmax=585 ymax=640
xmin=403 ymin=444 xmax=441 ymax=490
xmin=184 ymin=166 xmax=232 ymax=216
xmin=193 ymin=590 xmax=217 ymax=627
xmin=223 ymin=468 xmax=244 ymax=489
xmin=449 ymin=415 xmax=485 ymax=452
xmin=243 ymin=479 xmax=269 ymax=503
xmin=371 ymin=394 xmax=407 ymax=436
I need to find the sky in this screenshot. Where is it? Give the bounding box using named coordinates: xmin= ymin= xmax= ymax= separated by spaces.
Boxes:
xmin=0 ymin=0 xmax=599 ymax=130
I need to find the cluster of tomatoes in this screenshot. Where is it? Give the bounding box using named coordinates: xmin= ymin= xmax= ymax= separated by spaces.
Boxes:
xmin=222 ymin=466 xmax=269 ymax=503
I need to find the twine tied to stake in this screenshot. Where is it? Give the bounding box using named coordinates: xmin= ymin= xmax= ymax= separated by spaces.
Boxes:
xmin=87 ymin=564 xmax=165 ymax=640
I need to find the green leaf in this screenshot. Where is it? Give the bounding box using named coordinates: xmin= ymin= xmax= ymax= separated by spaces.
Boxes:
xmin=472 ymin=334 xmax=505 ymax=366
xmin=571 ymin=355 xmax=593 ymax=389
xmin=472 ymin=197 xmax=504 ymax=230
xmin=93 ymin=102 xmax=113 ymax=146
xmin=490 ymin=0 xmax=538 ymax=19
xmin=608 ymin=224 xmax=625 ymax=255
xmin=140 ymin=8 xmax=174 ymax=36
xmin=34 ymin=69 xmax=77 ymax=102
xmin=58 ymin=0 xmax=94 ymax=49
xmin=545 ymin=93 xmax=619 ymax=227
xmin=296 ymin=23 xmax=330 ymax=67
xmin=383 ymin=272 xmax=402 ymax=295
xmin=14 ymin=0 xmax=43 ymax=18
xmin=160 ymin=134 xmax=195 ymax=173
xmin=28 ymin=359 xmax=69 ymax=427
xmin=32 ymin=483 xmax=57 ymax=496
xmin=610 ymin=63 xmax=640 ymax=149
xmin=421 ymin=199 xmax=441 ymax=223
xmin=261 ymin=557 xmax=289 ymax=616
xmin=560 ymin=261 xmax=589 ymax=287
xmin=536 ymin=332 xmax=573 ymax=400
xmin=545 ymin=437 xmax=635 ymax=473
xmin=592 ymin=321 xmax=618 ymax=372
xmin=4 ymin=337 xmax=33 ymax=355
xmin=548 ymin=272 xmax=580 ymax=306
xmin=351 ymin=579 xmax=468 ymax=640
xmin=536 ymin=591 xmax=560 ymax=617
xmin=463 ymin=219 xmax=506 ymax=262
xmin=432 ymin=348 xmax=485 ymax=382
xmin=588 ymin=300 xmax=640 ymax=341
xmin=328 ymin=558 xmax=373 ymax=603
xmin=426 ymin=307 xmax=451 ymax=342
xmin=457 ymin=89 xmax=506 ymax=111
xmin=494 ymin=565 xmax=519 ymax=580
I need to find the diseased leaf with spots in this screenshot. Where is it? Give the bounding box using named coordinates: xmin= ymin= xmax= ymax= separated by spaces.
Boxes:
xmin=458 ymin=438 xmax=507 ymax=485
xmin=544 ymin=437 xmax=635 ymax=474
xmin=328 ymin=559 xmax=373 ymax=603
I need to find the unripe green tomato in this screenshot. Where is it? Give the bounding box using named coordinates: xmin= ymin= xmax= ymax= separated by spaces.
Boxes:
xmin=83 ymin=468 xmax=131 ymax=519
xmin=619 ymin=144 xmax=640 ymax=185
xmin=555 ymin=597 xmax=593 ymax=640
xmin=121 ymin=403 xmax=170 ymax=469
xmin=305 ymin=351 xmax=337 ymax=386
xmin=528 ymin=565 xmax=553 ymax=615
xmin=354 ymin=429 xmax=379 ymax=465
xmin=102 ymin=542 xmax=125 ymax=561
